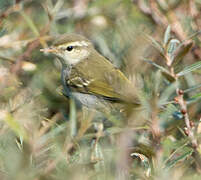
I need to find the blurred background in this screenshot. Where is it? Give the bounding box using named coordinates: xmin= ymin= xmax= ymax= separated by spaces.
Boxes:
xmin=0 ymin=0 xmax=201 ymax=179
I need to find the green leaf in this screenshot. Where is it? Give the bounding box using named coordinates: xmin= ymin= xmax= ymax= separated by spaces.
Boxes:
xmin=172 ymin=42 xmax=193 ymax=68
xmin=191 ymin=92 xmax=201 ymax=99
xmin=186 ymin=92 xmax=201 ymax=105
xmin=167 ymin=39 xmax=180 ymax=61
xmin=165 ymin=149 xmax=193 ymax=169
xmin=159 ymin=104 xmax=178 ymax=123
xmin=177 ymin=61 xmax=201 ymax=76
xmin=4 ymin=113 xmax=28 ymax=141
xmin=164 ymin=25 xmax=171 ymax=46
xmin=183 ymin=30 xmax=201 ymax=42
xmin=159 ymin=82 xmax=178 ymax=105
xmin=20 ymin=11 xmax=39 ymax=37
xmin=143 ymin=59 xmax=169 ymax=73
xmin=145 ymin=34 xmax=164 ymax=54
xmin=0 ymin=55 xmax=15 ymax=63
xmin=184 ymin=83 xmax=201 ymax=93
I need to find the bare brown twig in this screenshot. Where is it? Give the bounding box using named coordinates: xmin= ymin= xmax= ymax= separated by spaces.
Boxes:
xmin=11 ymin=25 xmax=51 ymax=74
xmin=175 ymin=89 xmax=197 ymax=148
xmin=164 ymin=41 xmax=198 ymax=149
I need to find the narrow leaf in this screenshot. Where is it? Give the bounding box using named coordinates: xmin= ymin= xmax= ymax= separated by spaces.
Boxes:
xmin=165 ymin=150 xmax=193 ymax=169
xmin=182 ymin=30 xmax=201 ymax=43
xmin=164 ymin=25 xmax=171 ymax=46
xmin=177 ymin=61 xmax=201 ymax=76
xmin=186 ymin=92 xmax=201 ymax=105
xmin=184 ymin=83 xmax=201 ymax=93
xmin=172 ymin=42 xmax=193 ymax=67
xmin=191 ymin=92 xmax=201 ymax=99
xmin=4 ymin=113 xmax=28 ymax=140
xmin=159 ymin=82 xmax=178 ymax=105
xmin=0 ymin=55 xmax=15 ymax=63
xmin=143 ymin=59 xmax=169 ymax=73
xmin=167 ymin=39 xmax=180 ymax=60
xmin=145 ymin=34 xmax=164 ymax=54
xmin=20 ymin=11 xmax=39 ymax=37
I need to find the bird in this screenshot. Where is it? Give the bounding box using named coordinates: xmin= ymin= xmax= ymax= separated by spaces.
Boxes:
xmin=40 ymin=33 xmax=140 ymax=111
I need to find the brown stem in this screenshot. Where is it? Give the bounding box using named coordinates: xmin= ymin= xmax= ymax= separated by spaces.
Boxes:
xmin=175 ymin=88 xmax=197 ymax=148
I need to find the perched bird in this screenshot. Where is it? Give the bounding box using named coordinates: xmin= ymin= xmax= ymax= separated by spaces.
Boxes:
xmin=41 ymin=34 xmax=139 ymax=111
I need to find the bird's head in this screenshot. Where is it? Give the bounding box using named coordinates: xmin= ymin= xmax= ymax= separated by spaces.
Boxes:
xmin=41 ymin=34 xmax=93 ymax=66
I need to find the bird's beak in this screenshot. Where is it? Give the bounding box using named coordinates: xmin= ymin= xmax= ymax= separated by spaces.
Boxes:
xmin=40 ymin=47 xmax=58 ymax=53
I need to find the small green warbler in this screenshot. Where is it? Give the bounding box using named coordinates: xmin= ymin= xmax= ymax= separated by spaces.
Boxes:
xmin=41 ymin=34 xmax=139 ymax=110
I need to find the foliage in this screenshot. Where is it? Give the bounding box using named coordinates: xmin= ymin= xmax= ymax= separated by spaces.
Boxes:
xmin=0 ymin=0 xmax=201 ymax=179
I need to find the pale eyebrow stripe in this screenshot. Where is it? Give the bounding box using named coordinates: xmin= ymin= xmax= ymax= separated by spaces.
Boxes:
xmin=59 ymin=41 xmax=90 ymax=48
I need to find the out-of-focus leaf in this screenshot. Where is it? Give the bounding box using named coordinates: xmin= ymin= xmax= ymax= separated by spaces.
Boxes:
xmin=52 ymin=0 xmax=64 ymax=15
xmin=183 ymin=30 xmax=201 ymax=42
xmin=163 ymin=25 xmax=171 ymax=46
xmin=20 ymin=11 xmax=39 ymax=37
xmin=0 ymin=55 xmax=15 ymax=63
xmin=143 ymin=59 xmax=169 ymax=73
xmin=173 ymin=62 xmax=185 ymax=74
xmin=161 ymin=71 xmax=176 ymax=82
xmin=184 ymin=83 xmax=201 ymax=93
xmin=172 ymin=111 xmax=183 ymax=120
xmin=159 ymin=82 xmax=178 ymax=105
xmin=172 ymin=42 xmax=193 ymax=67
xmin=191 ymin=92 xmax=201 ymax=99
xmin=0 ymin=0 xmax=14 ymax=11
xmin=186 ymin=92 xmax=201 ymax=105
xmin=69 ymin=98 xmax=77 ymax=137
xmin=4 ymin=113 xmax=28 ymax=141
xmin=91 ymin=139 xmax=105 ymax=179
xmin=154 ymin=70 xmax=163 ymax=95
xmin=105 ymin=127 xmax=123 ymax=134
xmin=40 ymin=122 xmax=67 ymax=142
xmin=0 ymin=28 xmax=6 ymax=37
xmin=105 ymin=126 xmax=149 ymax=135
xmin=145 ymin=34 xmax=164 ymax=54
xmin=165 ymin=150 xmax=193 ymax=169
xmin=177 ymin=61 xmax=201 ymax=76
xmin=159 ymin=104 xmax=180 ymax=128
xmin=163 ymin=141 xmax=189 ymax=166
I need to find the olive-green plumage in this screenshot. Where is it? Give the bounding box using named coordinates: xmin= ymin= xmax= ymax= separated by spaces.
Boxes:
xmin=42 ymin=33 xmax=139 ymax=109
xmin=68 ymin=49 xmax=137 ymax=102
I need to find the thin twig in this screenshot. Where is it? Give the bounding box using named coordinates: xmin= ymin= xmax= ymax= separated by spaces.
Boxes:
xmin=175 ymin=88 xmax=197 ymax=148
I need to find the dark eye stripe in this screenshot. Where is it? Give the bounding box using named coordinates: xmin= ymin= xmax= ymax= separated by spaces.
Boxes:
xmin=66 ymin=46 xmax=74 ymax=51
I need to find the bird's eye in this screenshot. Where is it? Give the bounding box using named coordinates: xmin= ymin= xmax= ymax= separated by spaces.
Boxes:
xmin=66 ymin=46 xmax=74 ymax=51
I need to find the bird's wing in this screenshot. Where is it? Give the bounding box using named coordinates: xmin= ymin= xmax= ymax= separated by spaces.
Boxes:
xmin=67 ymin=61 xmax=139 ymax=104
xmin=67 ymin=68 xmax=121 ymax=100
